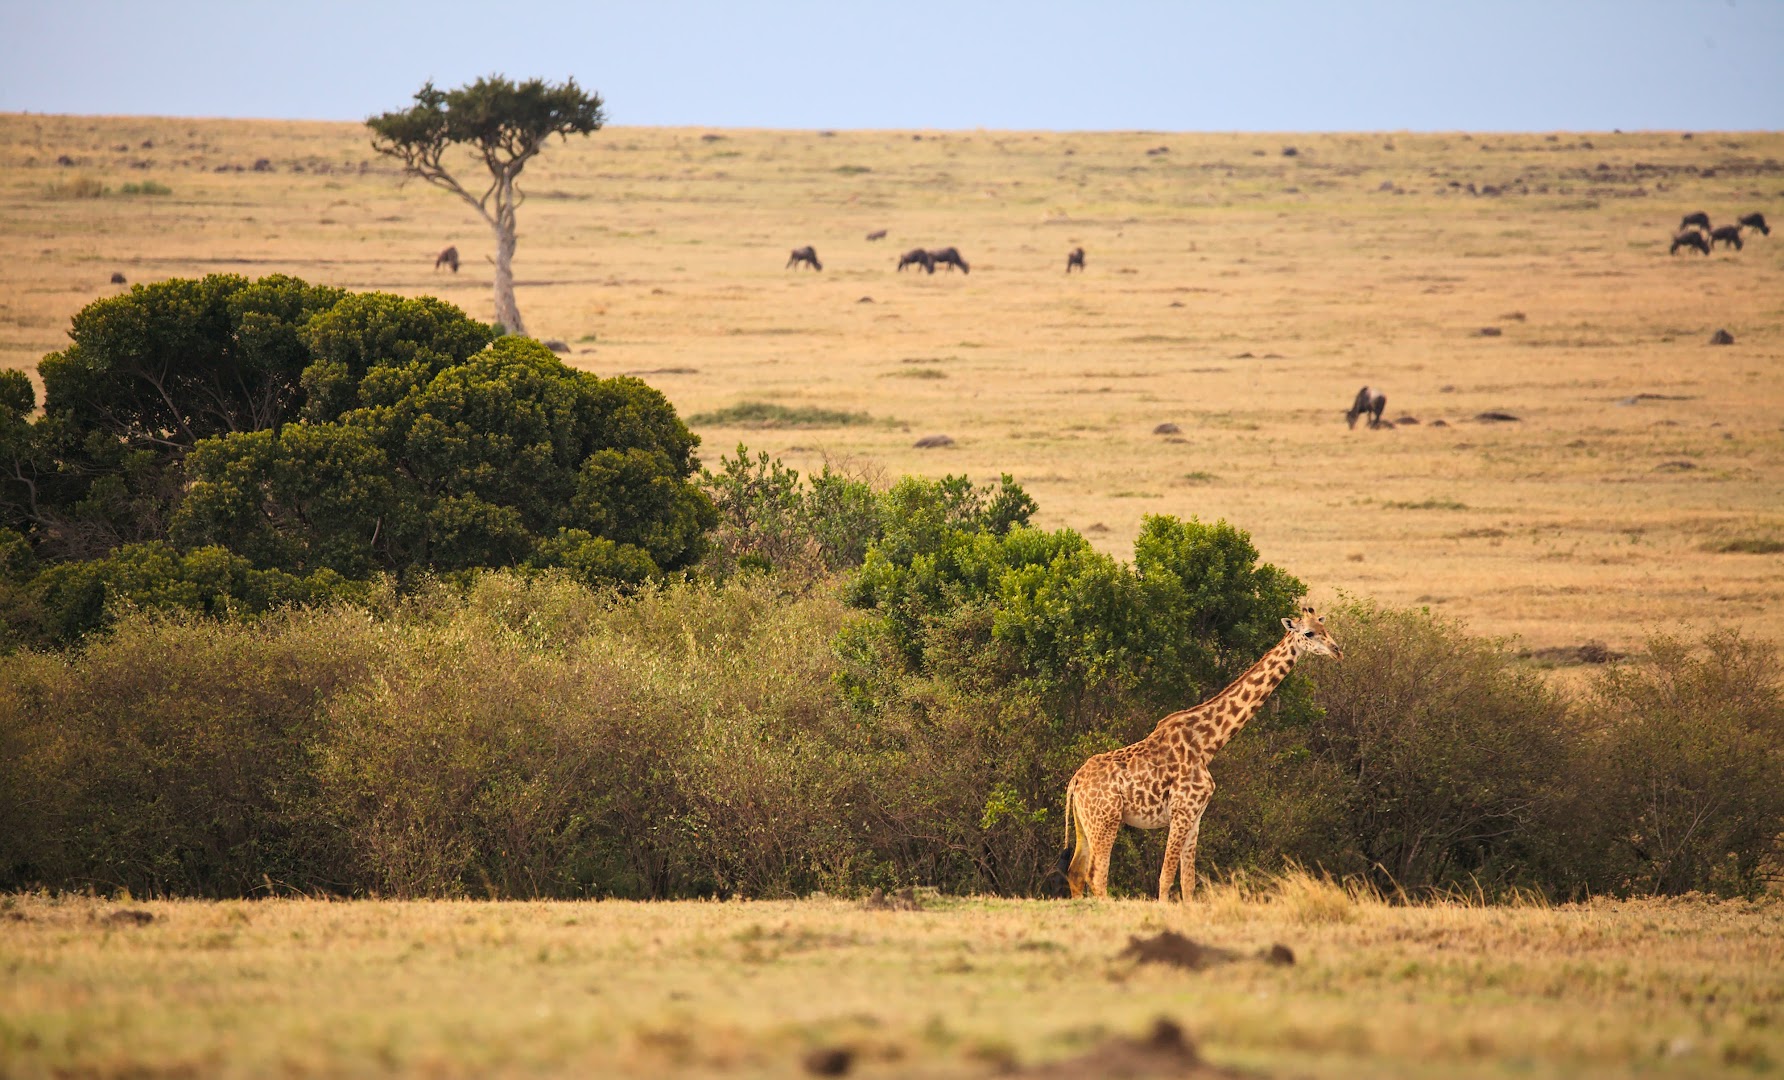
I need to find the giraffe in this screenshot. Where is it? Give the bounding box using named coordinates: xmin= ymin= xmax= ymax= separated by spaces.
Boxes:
xmin=1059 ymin=606 xmax=1341 ymax=902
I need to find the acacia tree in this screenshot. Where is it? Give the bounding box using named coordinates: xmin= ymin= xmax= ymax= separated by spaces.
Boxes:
xmin=368 ymin=76 xmax=605 ymax=335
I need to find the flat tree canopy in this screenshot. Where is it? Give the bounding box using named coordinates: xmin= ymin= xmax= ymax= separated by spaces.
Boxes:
xmin=368 ymin=76 xmax=605 ymax=334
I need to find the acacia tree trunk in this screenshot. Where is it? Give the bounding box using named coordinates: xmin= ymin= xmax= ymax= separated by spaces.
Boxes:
xmin=489 ymin=170 xmax=526 ymax=336
xmin=491 ymin=220 xmax=525 ymax=336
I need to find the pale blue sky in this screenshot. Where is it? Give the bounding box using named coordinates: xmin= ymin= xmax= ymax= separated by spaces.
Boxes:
xmin=3 ymin=1 xmax=1780 ymax=130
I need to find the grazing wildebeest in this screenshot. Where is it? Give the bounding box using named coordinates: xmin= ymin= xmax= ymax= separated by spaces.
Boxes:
xmin=897 ymin=248 xmax=935 ymax=273
xmin=1347 ymin=386 xmax=1387 ymax=430
xmin=1738 ymin=212 xmax=1771 ymax=236
xmin=1670 ymin=231 xmax=1711 ymax=256
xmin=1709 ymin=225 xmax=1743 ymax=251
xmin=434 ymin=245 xmax=459 ymax=272
xmin=787 ymin=246 xmax=822 ymax=271
xmin=1679 ymin=211 xmax=1711 ymax=232
xmin=1066 ymin=247 xmax=1086 ymax=273
xmin=866 ymin=229 xmax=888 ymax=241
xmin=929 ymin=247 xmax=970 ymax=274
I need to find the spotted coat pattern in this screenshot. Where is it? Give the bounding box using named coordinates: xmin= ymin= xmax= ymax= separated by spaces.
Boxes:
xmin=1061 ymin=607 xmax=1341 ymax=902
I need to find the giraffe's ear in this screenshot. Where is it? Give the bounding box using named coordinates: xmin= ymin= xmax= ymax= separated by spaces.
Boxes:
xmin=1315 ymin=614 xmax=1325 ymax=624
xmin=1281 ymin=617 xmax=1296 ymax=631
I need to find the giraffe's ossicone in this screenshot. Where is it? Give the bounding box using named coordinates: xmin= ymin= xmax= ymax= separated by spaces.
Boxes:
xmin=1059 ymin=605 xmax=1341 ymax=902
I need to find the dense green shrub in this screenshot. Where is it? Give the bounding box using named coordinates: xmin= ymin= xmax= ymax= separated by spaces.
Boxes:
xmin=176 ymin=336 xmax=714 ymax=582
xmin=0 ymin=277 xmax=715 ymax=647
xmin=29 ymin=541 xmax=355 ymax=644
xmin=843 ymin=509 xmax=1301 ymax=719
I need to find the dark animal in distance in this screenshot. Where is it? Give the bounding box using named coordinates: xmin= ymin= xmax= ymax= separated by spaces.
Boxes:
xmin=929 ymin=247 xmax=970 ymax=274
xmin=1679 ymin=211 xmax=1711 ymax=232
xmin=1670 ymin=231 xmax=1710 ymax=256
xmin=1709 ymin=225 xmax=1743 ymax=251
xmin=897 ymin=248 xmax=935 ymax=273
xmin=865 ymin=229 xmax=888 ymax=241
xmin=786 ymin=246 xmax=822 ymax=271
xmin=1347 ymin=386 xmax=1387 ymax=429
xmin=109 ymin=272 xmax=126 ymax=284
xmin=434 ymin=246 xmax=459 ymax=272
xmin=1738 ymin=212 xmax=1770 ymax=236
xmin=1066 ymin=247 xmax=1086 ymax=273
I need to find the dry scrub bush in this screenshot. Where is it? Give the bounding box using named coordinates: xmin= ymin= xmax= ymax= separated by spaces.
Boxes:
xmin=3 ymin=569 xmax=1779 ymax=901
xmin=308 ymin=573 xmax=862 ymax=898
xmin=1582 ymin=630 xmax=1784 ymax=897
xmin=0 ymin=610 xmax=379 ymax=895
xmin=1288 ymin=601 xmax=1579 ymax=896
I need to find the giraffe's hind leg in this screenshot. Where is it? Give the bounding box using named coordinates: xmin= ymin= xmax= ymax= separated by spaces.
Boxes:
xmin=1088 ymin=812 xmax=1121 ymax=898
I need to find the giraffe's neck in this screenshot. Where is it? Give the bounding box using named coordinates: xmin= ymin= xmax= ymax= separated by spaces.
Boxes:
xmin=1188 ymin=632 xmax=1299 ymax=756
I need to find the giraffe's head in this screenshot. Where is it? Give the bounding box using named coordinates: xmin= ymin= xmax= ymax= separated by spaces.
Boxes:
xmin=1281 ymin=606 xmax=1341 ymax=660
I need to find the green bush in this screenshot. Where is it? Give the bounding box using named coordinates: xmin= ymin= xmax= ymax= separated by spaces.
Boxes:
xmin=0 ymin=277 xmax=714 ymax=645
xmin=26 ymin=541 xmax=355 ymax=645
xmin=176 ymin=336 xmax=715 ymax=583
xmin=701 ymin=445 xmax=880 ymax=581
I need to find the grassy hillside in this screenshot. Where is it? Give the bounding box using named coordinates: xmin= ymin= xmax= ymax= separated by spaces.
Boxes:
xmin=1 ymin=116 xmax=1780 ymax=656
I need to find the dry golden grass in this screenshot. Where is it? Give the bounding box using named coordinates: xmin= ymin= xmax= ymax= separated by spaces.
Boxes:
xmin=2 ymin=116 xmax=1781 ymax=657
xmin=1 ymin=883 xmax=1778 ymax=1078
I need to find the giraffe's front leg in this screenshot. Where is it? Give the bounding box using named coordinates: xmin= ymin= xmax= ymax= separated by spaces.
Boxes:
xmin=1158 ymin=817 xmax=1186 ymax=902
xmin=1174 ymin=777 xmax=1214 ymax=903
xmin=1176 ymin=812 xmax=1204 ymax=902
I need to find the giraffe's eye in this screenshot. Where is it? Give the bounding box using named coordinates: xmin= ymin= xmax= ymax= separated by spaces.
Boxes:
xmin=1302 ymin=631 xmax=1315 ymax=638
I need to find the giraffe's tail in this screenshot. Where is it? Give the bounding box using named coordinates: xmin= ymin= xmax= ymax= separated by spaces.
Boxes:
xmin=1057 ymin=783 xmax=1077 ymax=880
xmin=1058 ymin=777 xmax=1091 ymax=895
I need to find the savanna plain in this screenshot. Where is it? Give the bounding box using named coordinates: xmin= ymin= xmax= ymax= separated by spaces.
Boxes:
xmin=1 ymin=116 xmax=1781 ymax=1078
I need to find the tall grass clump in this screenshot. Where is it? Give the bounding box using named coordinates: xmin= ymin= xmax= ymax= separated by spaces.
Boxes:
xmin=43 ymin=176 xmax=107 ymax=199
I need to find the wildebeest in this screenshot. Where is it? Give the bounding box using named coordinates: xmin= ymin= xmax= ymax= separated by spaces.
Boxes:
xmin=929 ymin=247 xmax=970 ymax=274
xmin=897 ymin=248 xmax=935 ymax=273
xmin=434 ymin=245 xmax=459 ymax=272
xmin=865 ymin=229 xmax=888 ymax=241
xmin=110 ymin=271 xmax=126 ymax=284
xmin=1347 ymin=386 xmax=1387 ymax=430
xmin=1738 ymin=212 xmax=1771 ymax=236
xmin=787 ymin=246 xmax=822 ymax=271
xmin=1679 ymin=211 xmax=1711 ymax=232
xmin=1670 ymin=231 xmax=1711 ymax=256
xmin=1709 ymin=225 xmax=1743 ymax=251
xmin=1066 ymin=247 xmax=1086 ymax=273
